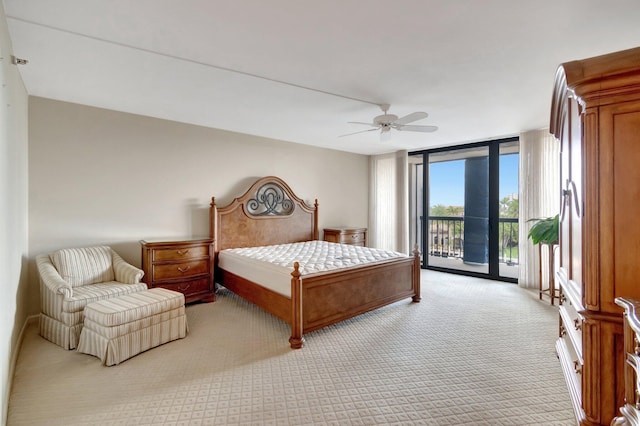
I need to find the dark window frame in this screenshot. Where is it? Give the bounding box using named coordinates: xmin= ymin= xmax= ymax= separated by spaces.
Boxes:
xmin=410 ymin=136 xmax=519 ymax=283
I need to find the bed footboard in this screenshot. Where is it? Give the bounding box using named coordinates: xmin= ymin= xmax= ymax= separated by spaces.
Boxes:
xmin=289 ymin=248 xmax=421 ymax=349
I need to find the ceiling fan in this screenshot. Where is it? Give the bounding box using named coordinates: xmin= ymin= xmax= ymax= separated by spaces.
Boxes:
xmin=340 ymin=104 xmax=438 ymax=138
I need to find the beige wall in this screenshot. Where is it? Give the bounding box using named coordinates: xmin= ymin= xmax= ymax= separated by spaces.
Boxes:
xmin=1 ymin=2 xmax=29 ymax=424
xmin=27 ymin=97 xmax=369 ymax=314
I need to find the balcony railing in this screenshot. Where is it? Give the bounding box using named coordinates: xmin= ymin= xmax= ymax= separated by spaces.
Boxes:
xmin=424 ymin=216 xmax=519 ymax=266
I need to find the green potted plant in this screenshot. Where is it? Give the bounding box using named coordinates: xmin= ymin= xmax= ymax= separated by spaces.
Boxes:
xmin=527 ymin=214 xmax=559 ymax=245
xmin=529 ymin=214 xmax=560 ymax=305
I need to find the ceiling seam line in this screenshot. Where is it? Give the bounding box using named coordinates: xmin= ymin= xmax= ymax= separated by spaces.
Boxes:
xmin=6 ymin=15 xmax=381 ymax=108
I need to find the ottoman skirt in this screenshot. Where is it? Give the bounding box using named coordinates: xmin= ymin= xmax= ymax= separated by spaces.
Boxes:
xmin=77 ymin=288 xmax=188 ymax=366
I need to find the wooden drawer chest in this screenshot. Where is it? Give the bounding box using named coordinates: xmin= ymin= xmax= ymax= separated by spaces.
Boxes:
xmin=140 ymin=238 xmax=215 ymax=303
xmin=323 ymin=227 xmax=367 ymax=247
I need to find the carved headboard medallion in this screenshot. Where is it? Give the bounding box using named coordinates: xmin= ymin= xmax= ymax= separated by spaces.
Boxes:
xmin=247 ymin=182 xmax=294 ymax=217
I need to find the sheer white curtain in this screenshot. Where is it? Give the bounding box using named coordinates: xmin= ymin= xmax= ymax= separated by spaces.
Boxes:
xmin=518 ymin=129 xmax=560 ymax=288
xmin=369 ymin=150 xmax=410 ymax=254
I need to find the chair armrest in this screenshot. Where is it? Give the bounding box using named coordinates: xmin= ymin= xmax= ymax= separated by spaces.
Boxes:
xmin=111 ymin=250 xmax=144 ymax=284
xmin=36 ymin=254 xmax=72 ymax=298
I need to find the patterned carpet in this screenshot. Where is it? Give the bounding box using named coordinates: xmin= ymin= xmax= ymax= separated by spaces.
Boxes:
xmin=8 ymin=270 xmax=575 ymax=425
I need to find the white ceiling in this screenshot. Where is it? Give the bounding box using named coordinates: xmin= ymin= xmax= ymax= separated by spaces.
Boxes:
xmin=4 ymin=1 xmax=640 ymax=155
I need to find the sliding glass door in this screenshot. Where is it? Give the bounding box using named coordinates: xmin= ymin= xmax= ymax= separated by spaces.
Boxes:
xmin=410 ymin=138 xmax=519 ymax=282
xmin=498 ymin=142 xmax=519 ymax=279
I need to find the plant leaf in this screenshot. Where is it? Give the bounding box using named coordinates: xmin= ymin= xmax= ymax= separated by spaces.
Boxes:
xmin=527 ymin=214 xmax=559 ymax=245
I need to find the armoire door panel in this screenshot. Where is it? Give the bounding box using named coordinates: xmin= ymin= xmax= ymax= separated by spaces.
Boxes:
xmin=569 ymin=100 xmax=584 ymax=294
xmin=601 ymin=102 xmax=640 ymax=313
xmin=582 ymin=110 xmax=599 ymax=310
xmin=558 ymin=116 xmax=571 ymax=284
xmin=559 ymin=98 xmax=582 ymax=289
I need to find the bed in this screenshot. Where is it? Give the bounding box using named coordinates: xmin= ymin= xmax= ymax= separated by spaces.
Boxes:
xmin=210 ymin=176 xmax=421 ymax=349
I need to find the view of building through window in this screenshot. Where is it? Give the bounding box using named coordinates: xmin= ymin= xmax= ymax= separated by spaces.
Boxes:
xmin=411 ymin=139 xmax=519 ymax=281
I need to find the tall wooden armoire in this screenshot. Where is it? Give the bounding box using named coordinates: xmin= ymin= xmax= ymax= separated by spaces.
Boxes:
xmin=550 ymin=47 xmax=640 ymax=426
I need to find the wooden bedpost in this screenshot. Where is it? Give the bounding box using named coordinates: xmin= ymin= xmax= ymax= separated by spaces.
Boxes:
xmin=289 ymin=262 xmax=304 ymax=349
xmin=313 ymin=199 xmax=319 ymax=240
xmin=209 ymin=197 xmax=217 ymax=246
xmin=412 ymin=245 xmax=421 ymax=303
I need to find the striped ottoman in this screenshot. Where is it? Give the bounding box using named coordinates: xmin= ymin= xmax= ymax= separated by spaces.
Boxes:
xmin=77 ymin=288 xmax=188 ymax=366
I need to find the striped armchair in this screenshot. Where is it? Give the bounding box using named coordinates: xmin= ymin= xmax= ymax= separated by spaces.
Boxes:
xmin=37 ymin=246 xmax=148 ymax=350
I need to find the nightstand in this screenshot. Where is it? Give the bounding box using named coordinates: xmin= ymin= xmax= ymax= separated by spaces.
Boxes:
xmin=323 ymin=227 xmax=367 ymax=247
xmin=140 ymin=238 xmax=215 ymax=303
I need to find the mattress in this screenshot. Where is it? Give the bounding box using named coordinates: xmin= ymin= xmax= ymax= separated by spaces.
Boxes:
xmin=218 ymin=240 xmax=408 ymax=297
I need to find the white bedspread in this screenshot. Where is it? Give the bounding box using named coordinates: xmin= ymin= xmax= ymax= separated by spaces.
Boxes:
xmin=218 ymin=240 xmax=408 ymax=297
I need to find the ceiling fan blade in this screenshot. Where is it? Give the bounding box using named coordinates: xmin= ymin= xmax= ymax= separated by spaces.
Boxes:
xmin=395 ymin=124 xmax=439 ymax=133
xmin=394 ymin=111 xmax=428 ymax=125
xmin=339 ymin=128 xmax=379 ymax=137
xmin=347 ymin=121 xmax=378 ymax=127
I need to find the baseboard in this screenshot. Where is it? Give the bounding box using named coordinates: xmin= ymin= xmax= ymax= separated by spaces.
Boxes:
xmin=7 ymin=314 xmax=39 ymax=397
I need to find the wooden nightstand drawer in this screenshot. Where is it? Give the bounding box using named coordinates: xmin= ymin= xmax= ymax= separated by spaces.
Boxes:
xmin=345 ymin=232 xmax=364 ymax=245
xmin=324 ymin=227 xmax=367 ymax=247
xmin=154 ymin=277 xmax=211 ymax=298
xmin=152 ymin=245 xmax=209 ymax=262
xmin=152 ymin=259 xmax=209 ymax=281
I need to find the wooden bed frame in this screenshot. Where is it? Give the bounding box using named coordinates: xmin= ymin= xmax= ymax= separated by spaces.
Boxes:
xmin=210 ymin=176 xmax=421 ymax=349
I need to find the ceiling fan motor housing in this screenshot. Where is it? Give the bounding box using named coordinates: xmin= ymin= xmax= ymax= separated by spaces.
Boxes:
xmin=374 ymin=113 xmax=398 ymax=127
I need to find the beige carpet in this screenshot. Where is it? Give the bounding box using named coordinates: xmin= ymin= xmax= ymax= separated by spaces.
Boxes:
xmin=8 ymin=270 xmax=575 ymax=425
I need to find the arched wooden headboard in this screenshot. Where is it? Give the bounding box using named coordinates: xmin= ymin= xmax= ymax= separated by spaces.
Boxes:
xmin=210 ymin=176 xmax=318 ymax=253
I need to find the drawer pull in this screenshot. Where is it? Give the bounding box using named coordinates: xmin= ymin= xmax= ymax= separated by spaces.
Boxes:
xmin=177 ymin=266 xmax=191 ymax=273
xmin=574 ymin=319 xmax=582 ymax=331
xmin=574 ymin=360 xmax=582 ymax=375
xmin=177 ymin=249 xmax=190 ymax=256
xmin=178 ymin=283 xmax=191 ymax=291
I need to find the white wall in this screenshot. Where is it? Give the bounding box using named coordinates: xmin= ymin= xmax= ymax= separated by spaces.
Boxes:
xmin=27 ymin=97 xmax=369 ymax=315
xmin=0 ymin=3 xmax=29 ymax=424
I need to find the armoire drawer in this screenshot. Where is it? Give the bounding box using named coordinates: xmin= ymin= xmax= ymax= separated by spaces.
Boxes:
xmin=556 ymin=337 xmax=583 ymax=409
xmin=559 ymin=304 xmax=583 ymax=362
